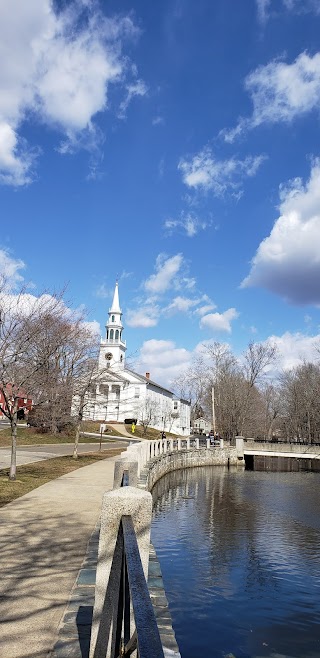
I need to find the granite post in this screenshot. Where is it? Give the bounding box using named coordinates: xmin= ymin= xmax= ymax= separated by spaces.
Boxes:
xmin=89 ymin=487 xmax=152 ymax=658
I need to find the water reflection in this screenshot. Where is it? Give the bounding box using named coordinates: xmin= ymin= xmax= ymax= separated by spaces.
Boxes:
xmin=151 ymin=467 xmax=320 ymax=658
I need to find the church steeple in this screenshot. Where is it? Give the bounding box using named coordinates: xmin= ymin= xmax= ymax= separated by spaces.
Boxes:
xmin=100 ymin=281 xmax=126 ymax=370
xmin=110 ymin=281 xmax=121 ymax=314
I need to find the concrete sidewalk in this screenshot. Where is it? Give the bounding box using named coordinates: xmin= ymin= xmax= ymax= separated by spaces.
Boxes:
xmin=0 ymin=456 xmax=117 ymax=658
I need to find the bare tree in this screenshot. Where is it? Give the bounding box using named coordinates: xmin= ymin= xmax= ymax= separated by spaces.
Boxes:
xmin=136 ymin=397 xmax=159 ymax=436
xmin=279 ymin=362 xmax=320 ymax=442
xmin=173 ymin=355 xmax=209 ymax=425
xmin=0 ymin=284 xmax=68 ymax=479
xmin=260 ymin=382 xmax=281 ymax=439
xmin=238 ymin=341 xmax=278 ymax=435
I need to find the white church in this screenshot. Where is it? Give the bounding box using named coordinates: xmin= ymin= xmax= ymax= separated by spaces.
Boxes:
xmin=83 ymin=282 xmax=191 ymax=436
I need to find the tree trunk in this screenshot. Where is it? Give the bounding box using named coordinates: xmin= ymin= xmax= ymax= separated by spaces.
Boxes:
xmin=73 ymin=395 xmax=84 ymax=459
xmin=9 ymin=399 xmax=18 ymax=481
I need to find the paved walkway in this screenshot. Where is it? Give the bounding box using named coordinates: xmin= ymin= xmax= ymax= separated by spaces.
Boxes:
xmin=0 ymin=440 xmax=128 ymax=469
xmin=0 ymin=456 xmax=118 ymax=658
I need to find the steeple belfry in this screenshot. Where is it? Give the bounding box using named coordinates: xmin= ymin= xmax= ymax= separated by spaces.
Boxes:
xmin=99 ymin=281 xmax=126 ymax=371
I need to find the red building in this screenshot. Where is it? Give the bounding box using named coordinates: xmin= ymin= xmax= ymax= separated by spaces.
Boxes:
xmin=0 ymin=385 xmax=33 ymax=420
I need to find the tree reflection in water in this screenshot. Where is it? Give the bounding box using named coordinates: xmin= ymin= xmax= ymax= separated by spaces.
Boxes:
xmin=151 ymin=466 xmax=320 ymax=658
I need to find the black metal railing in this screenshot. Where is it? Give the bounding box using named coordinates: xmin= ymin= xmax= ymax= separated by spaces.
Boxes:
xmin=111 ymin=515 xmax=164 ymax=658
xmin=100 ymin=467 xmax=164 ymax=658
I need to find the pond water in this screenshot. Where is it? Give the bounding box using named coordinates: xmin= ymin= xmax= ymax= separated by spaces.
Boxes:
xmin=151 ymin=467 xmax=320 ymax=658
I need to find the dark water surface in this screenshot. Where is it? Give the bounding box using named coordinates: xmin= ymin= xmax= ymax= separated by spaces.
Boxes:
xmin=151 ymin=467 xmax=320 ymax=658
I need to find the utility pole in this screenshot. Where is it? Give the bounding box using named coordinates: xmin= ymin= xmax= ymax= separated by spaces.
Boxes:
xmin=211 ymin=386 xmax=216 ymax=434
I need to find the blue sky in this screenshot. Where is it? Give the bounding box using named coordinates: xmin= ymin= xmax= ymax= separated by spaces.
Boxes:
xmin=1 ymin=0 xmax=320 ymax=387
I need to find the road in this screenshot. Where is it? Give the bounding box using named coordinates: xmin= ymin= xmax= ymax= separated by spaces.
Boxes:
xmin=0 ymin=439 xmax=129 ymax=469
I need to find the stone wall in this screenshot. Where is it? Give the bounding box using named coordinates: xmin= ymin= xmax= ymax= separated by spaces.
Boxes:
xmin=143 ymin=446 xmax=240 ymax=491
xmin=244 ymin=440 xmax=320 ymax=457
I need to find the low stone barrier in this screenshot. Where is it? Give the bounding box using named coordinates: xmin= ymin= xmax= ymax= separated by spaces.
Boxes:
xmin=119 ymin=436 xmax=244 ymax=485
xmin=142 ymin=445 xmax=239 ymax=490
xmin=244 ymin=439 xmax=320 ymax=458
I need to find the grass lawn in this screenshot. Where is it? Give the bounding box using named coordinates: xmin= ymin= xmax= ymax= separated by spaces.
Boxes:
xmin=131 ymin=425 xmax=178 ymax=440
xmin=0 ymin=448 xmax=123 ymax=508
xmin=0 ymin=426 xmax=124 ymax=448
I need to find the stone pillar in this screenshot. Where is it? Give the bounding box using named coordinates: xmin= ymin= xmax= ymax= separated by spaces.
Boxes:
xmin=235 ymin=436 xmax=244 ymax=460
xmin=169 ymin=439 xmax=174 ymax=452
xmin=89 ymin=487 xmax=152 ymax=658
xmin=186 ymin=438 xmax=190 ymax=449
xmin=206 ymin=438 xmax=210 ymax=449
xmin=177 ymin=438 xmax=181 ymax=450
xmin=113 ymin=460 xmax=138 ymax=488
xmin=220 ymin=438 xmax=224 ymax=449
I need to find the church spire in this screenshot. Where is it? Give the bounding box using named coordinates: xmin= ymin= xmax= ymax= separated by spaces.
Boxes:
xmin=110 ymin=281 xmax=121 ymax=314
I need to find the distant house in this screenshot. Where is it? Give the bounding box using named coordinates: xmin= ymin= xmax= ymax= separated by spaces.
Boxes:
xmin=78 ymin=282 xmax=191 ymax=436
xmin=193 ymin=417 xmax=211 ymax=434
xmin=0 ymin=385 xmax=33 ymax=420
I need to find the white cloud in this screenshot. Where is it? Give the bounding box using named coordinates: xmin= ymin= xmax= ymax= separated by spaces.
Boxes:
xmin=135 ymin=339 xmax=192 ymax=388
xmin=164 ymin=294 xmax=216 ymax=317
xmin=152 ymin=116 xmax=165 ymax=126
xmin=282 ymin=0 xmax=320 ymax=12
xmin=223 ymin=51 xmax=320 ymax=142
xmin=256 ymin=0 xmax=271 ymax=24
xmin=165 ymin=296 xmax=199 ymax=315
xmin=126 ymin=304 xmax=160 ymax=328
xmin=194 ymin=303 xmax=216 ymax=316
xmin=0 ymin=0 xmax=140 ymax=185
xmin=256 ymin=0 xmax=320 ymax=23
xmin=95 ymin=283 xmax=112 ymax=299
xmin=0 ymin=249 xmax=26 ymax=289
xmin=265 ymin=331 xmax=320 ymax=371
xmin=200 ymin=308 xmax=239 ymax=333
xmin=144 ymin=253 xmax=184 ymax=294
xmin=118 ymin=79 xmax=148 ymax=118
xmin=0 ymin=123 xmax=37 ymax=186
xmin=242 ymin=160 xmax=320 ymax=305
xmin=83 ymin=319 xmax=101 ymax=336
xmin=179 ymin=147 xmax=266 ymax=196
xmin=164 ymin=212 xmax=210 ymax=237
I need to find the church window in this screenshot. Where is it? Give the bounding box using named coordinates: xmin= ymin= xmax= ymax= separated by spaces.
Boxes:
xmin=110 ymin=329 xmax=114 ymax=339
xmin=112 ymin=385 xmax=120 ymax=400
xmin=120 ymin=355 xmax=123 ymax=362
xmin=173 ymin=400 xmax=178 ymax=410
xmin=112 ymin=315 xmax=115 ymax=322
xmin=134 ymin=387 xmax=140 ymax=398
xmin=99 ymin=384 xmax=109 ymax=396
xmin=106 ymin=330 xmax=109 ymax=339
xmin=115 ymin=329 xmax=119 ymax=340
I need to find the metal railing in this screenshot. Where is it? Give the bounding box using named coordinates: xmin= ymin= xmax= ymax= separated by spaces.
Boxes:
xmin=111 ymin=515 xmax=164 ymax=658
xmin=90 ymin=464 xmax=164 ymax=658
xmin=118 ymin=469 xmax=164 ymax=658
xmin=244 ymin=438 xmax=320 ymax=446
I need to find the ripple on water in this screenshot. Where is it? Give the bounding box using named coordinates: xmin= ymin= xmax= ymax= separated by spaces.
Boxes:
xmin=151 ymin=467 xmax=320 ymax=658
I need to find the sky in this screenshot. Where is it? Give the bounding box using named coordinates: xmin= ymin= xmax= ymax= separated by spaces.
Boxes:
xmin=1 ymin=0 xmax=320 ymax=388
